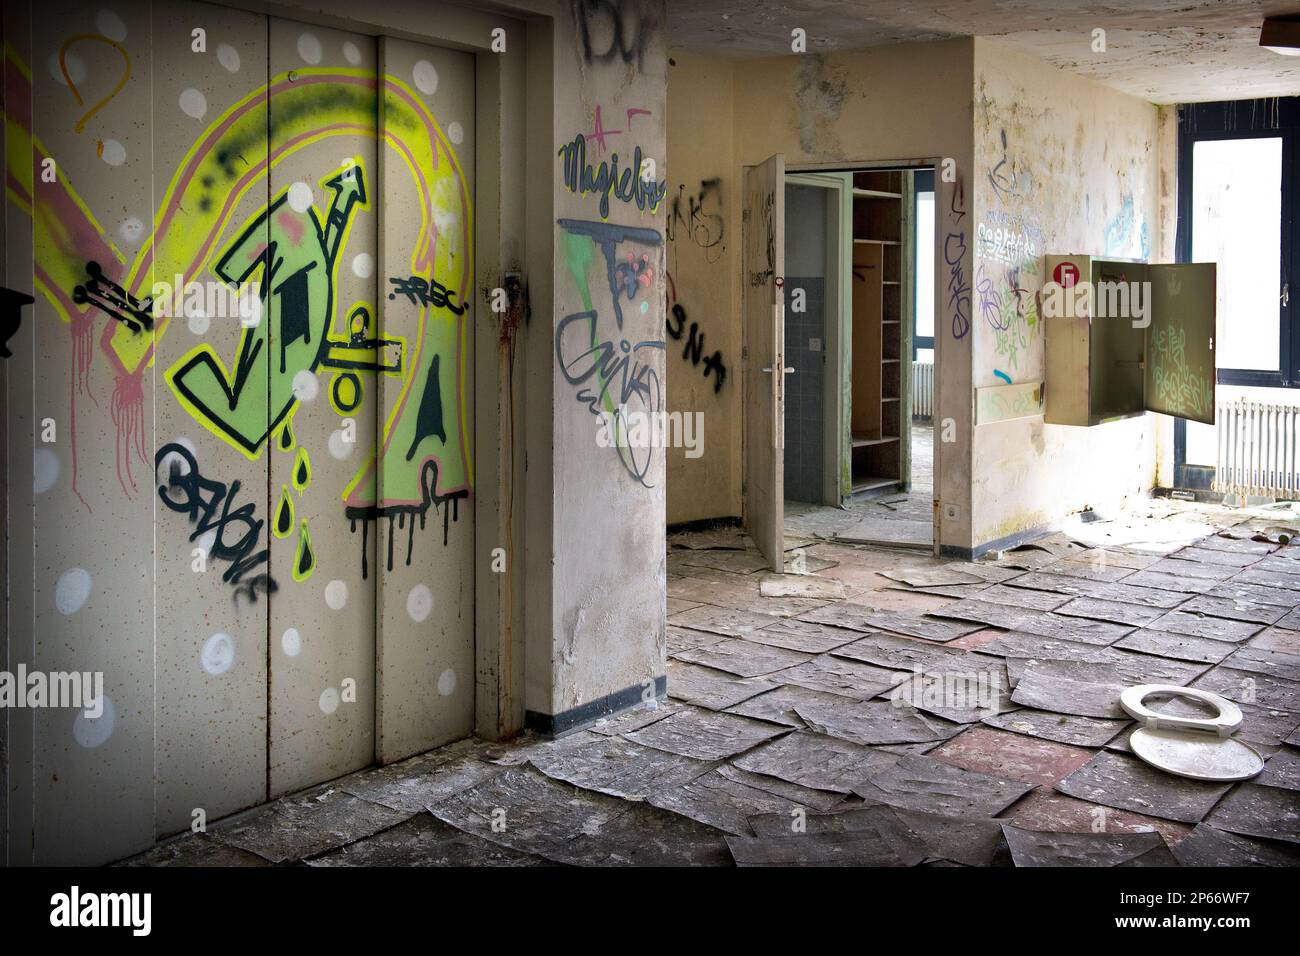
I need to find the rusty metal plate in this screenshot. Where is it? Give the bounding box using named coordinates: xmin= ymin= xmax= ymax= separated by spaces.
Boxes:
xmin=1055 ymin=751 xmax=1231 ymax=823
xmin=849 ymin=754 xmax=1033 ymax=817
xmin=983 ymin=708 xmax=1130 ymax=748
xmin=625 ymin=707 xmax=788 ymax=761
xmin=1001 ymin=824 xmax=1176 ymax=867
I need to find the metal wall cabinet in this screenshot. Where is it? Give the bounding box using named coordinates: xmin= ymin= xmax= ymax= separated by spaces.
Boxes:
xmin=1043 ymin=254 xmax=1218 ymax=426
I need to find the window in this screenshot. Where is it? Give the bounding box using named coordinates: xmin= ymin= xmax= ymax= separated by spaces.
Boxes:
xmin=1173 ymin=98 xmax=1298 ymax=488
xmin=913 ymin=168 xmax=935 ymax=362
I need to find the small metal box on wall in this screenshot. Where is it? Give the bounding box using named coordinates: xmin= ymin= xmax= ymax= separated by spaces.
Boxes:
xmin=1042 ymin=254 xmax=1217 ymax=426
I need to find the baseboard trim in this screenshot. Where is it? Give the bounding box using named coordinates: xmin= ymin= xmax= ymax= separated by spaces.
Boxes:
xmin=666 ymin=515 xmax=742 ymax=535
xmin=525 ymin=675 xmax=667 ymax=737
xmin=941 ymin=521 xmax=1055 ymax=561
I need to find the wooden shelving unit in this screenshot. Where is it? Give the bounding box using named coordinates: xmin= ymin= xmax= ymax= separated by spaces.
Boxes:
xmin=849 ymin=170 xmax=905 ymax=494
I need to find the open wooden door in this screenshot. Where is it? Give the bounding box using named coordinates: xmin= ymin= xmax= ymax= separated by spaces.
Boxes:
xmin=743 ymin=155 xmax=787 ymax=571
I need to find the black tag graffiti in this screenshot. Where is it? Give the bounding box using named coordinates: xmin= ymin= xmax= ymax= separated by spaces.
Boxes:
xmin=72 ymin=260 xmax=155 ymax=334
xmin=388 ymin=275 xmax=467 ymax=315
xmin=0 ymin=286 xmax=35 ymax=358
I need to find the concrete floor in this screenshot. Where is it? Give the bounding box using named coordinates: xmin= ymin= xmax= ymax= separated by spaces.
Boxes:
xmin=122 ymin=494 xmax=1300 ymax=866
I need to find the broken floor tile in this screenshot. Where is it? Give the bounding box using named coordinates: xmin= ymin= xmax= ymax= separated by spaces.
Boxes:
xmin=667 ymin=625 xmax=729 ymax=653
xmin=1177 ymin=594 xmax=1287 ymax=626
xmin=1171 ymin=823 xmax=1300 ymax=866
xmin=666 ymin=597 xmax=704 ymax=615
xmin=1041 ymin=560 xmax=1135 ymax=583
xmin=1000 ymin=646 xmax=1206 ymax=690
xmin=726 ymin=829 xmax=907 ymax=866
xmin=776 ymin=653 xmax=910 ymax=700
xmin=666 ymin=660 xmax=776 ymax=711
xmin=1146 ymin=610 xmax=1264 ymax=643
xmin=1249 ymin=626 xmax=1300 ymax=653
xmin=592 ymin=800 xmax=733 ymax=866
xmin=117 ymin=833 xmax=269 ymax=867
xmin=1208 ymin=580 xmax=1300 ymax=609
xmin=1005 ymin=612 xmax=1135 ymax=645
xmin=1260 ymin=748 xmax=1300 ymax=790
xmin=1088 ymin=582 xmax=1190 ymax=609
xmin=714 ymin=763 xmax=847 ymax=811
xmin=588 ymin=699 xmax=681 ymax=736
xmin=672 ymin=636 xmax=811 ymax=677
xmin=646 ymin=766 xmax=828 ymax=836
xmin=1001 ymin=824 xmax=1176 ymax=867
xmin=669 ymin=603 xmax=780 ymax=638
xmin=1123 ymin=570 xmax=1219 ymax=594
xmin=930 ymin=725 xmax=1095 ymax=787
xmin=210 ymin=785 xmax=413 ymax=864
xmin=1001 ymin=571 xmax=1109 ymax=597
xmin=1053 ymin=597 xmax=1165 ymax=627
xmin=885 ymin=662 xmax=1017 ymax=724
xmin=733 ymin=730 xmax=897 ymax=793
xmin=625 ymin=707 xmax=787 ymax=760
xmin=879 ymin=567 xmax=987 ymax=588
xmin=1192 ymin=665 xmax=1300 ymax=711
xmin=340 ymin=754 xmax=506 ymax=815
xmin=1055 ymin=751 xmax=1231 ymax=823
xmin=759 ymin=573 xmax=848 ymax=600
xmin=830 ymin=631 xmax=967 ymax=673
xmin=1172 ymin=546 xmax=1261 ymax=568
xmin=1234 ymin=567 xmax=1300 ymax=591
xmin=1010 ymin=658 xmax=1201 ymax=719
xmin=1112 ymin=629 xmax=1238 ymax=664
xmin=307 ymin=813 xmax=551 ymax=867
xmin=983 ymin=708 xmax=1130 ymax=748
xmin=998 ymin=789 xmax=1193 ymax=847
xmin=1225 ymin=645 xmax=1300 ymax=683
xmin=746 ymin=617 xmax=862 ymax=653
xmin=926 ymin=599 xmax=1043 ymax=631
xmin=801 ymin=602 xmax=983 ymax=642
xmin=850 ymin=753 xmax=1033 ymax=817
xmin=969 ymin=584 xmax=1072 ymax=611
xmin=792 ymin=697 xmax=958 ymax=746
xmin=726 ymin=684 xmax=855 ymax=728
xmin=1205 ymin=782 xmax=1300 ymax=844
xmin=528 ymin=734 xmax=714 ymax=800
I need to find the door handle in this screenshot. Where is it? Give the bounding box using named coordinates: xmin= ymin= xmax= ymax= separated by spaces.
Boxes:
xmin=762 ymin=366 xmax=796 ymax=374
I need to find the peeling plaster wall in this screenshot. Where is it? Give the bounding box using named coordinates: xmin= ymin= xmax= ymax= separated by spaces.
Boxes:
xmin=534 ymin=0 xmax=670 ymax=719
xmin=666 ymin=39 xmax=976 ymax=549
xmin=970 ymin=39 xmax=1165 ymax=547
xmin=664 ymin=53 xmax=739 ymax=524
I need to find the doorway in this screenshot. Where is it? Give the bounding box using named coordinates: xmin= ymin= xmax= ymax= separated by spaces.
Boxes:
xmin=778 ymin=164 xmax=937 ymax=551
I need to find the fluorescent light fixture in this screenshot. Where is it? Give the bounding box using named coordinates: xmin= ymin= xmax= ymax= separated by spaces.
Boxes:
xmin=1261 ymin=16 xmax=1300 ymax=55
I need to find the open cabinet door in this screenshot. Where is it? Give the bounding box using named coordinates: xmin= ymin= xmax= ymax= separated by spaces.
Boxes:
xmin=743 ymin=155 xmax=787 ymax=571
xmin=1145 ymin=263 xmax=1217 ymax=424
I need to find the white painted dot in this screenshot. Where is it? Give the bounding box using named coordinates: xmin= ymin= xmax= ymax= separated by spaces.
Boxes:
xmin=179 ymin=87 xmax=207 ymax=119
xmin=297 ymin=33 xmax=322 ymax=64
xmin=287 ymin=181 xmax=313 ymax=213
xmin=319 ymin=687 xmax=340 ymax=714
xmin=292 ymin=369 xmax=318 ymax=402
xmin=447 ymin=121 xmax=464 ymax=145
xmin=342 ymin=41 xmax=361 ymax=66
xmin=34 ymin=448 xmax=59 ymax=494
xmin=216 ymin=43 xmax=241 ymax=73
xmin=49 ymin=51 xmax=86 ymax=86
xmin=119 ymin=216 xmax=144 ymax=246
xmin=55 ymin=567 xmax=92 ymax=615
xmin=351 ymin=252 xmax=373 ymax=279
xmin=201 ymin=632 xmax=235 ymax=675
xmin=100 ymin=139 xmax=126 ymax=166
xmin=412 ymin=60 xmax=438 ymax=95
xmin=325 ymin=579 xmax=348 ymax=610
xmin=95 ymin=9 xmax=127 ymax=42
xmin=239 ymin=291 xmax=262 ymax=328
xmin=328 ymin=430 xmax=353 ymax=460
xmin=407 ymin=584 xmax=433 ymax=623
xmin=187 ymin=309 xmax=209 ymax=336
xmin=73 ymin=694 xmax=115 ymax=748
xmin=281 ymin=627 xmax=301 ymax=657
xmin=437 ymin=668 xmax=457 ymax=696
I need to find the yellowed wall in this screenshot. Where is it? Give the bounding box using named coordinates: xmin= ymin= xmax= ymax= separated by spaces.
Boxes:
xmin=970 ymin=40 xmax=1166 ymax=545
xmin=665 ymin=54 xmax=740 ymax=523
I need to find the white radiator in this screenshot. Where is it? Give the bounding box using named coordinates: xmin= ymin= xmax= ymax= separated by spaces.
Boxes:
xmin=912 ymin=361 xmax=934 ymax=419
xmin=1213 ymin=400 xmax=1300 ymax=499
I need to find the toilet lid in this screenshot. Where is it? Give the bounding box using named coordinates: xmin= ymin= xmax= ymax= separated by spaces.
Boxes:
xmin=1128 ymin=727 xmax=1264 ymax=782
xmin=1120 ymin=684 xmax=1263 ymax=781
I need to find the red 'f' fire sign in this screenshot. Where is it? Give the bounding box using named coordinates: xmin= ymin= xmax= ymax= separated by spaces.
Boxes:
xmin=1053 ymin=261 xmax=1081 ymax=287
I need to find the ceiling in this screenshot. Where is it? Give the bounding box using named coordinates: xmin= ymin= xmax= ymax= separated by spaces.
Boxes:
xmin=665 ymin=1 xmax=1300 ymax=103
